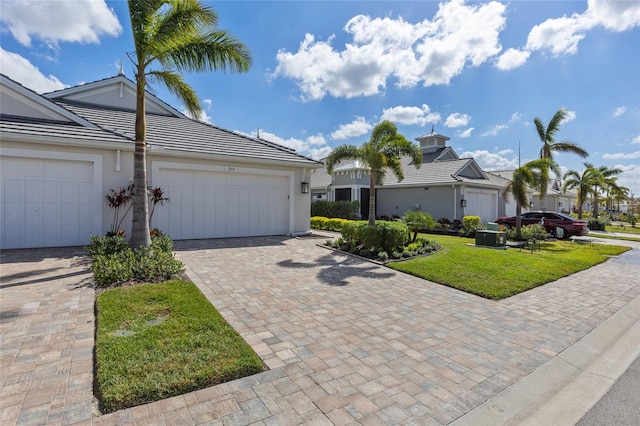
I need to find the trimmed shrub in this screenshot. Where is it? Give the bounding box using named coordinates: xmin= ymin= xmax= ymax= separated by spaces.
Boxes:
xmin=506 ymin=224 xmax=549 ymax=241
xmin=310 ymin=200 xmax=360 ymax=219
xmin=588 ymin=217 xmax=609 ymax=231
xmin=462 ymin=216 xmax=481 ymax=229
xmin=86 ymin=234 xmax=130 ymax=257
xmin=87 ymin=234 xmax=184 ymax=287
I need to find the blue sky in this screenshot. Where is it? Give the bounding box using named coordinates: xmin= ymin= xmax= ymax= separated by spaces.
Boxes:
xmin=2 ymin=0 xmax=639 ymax=196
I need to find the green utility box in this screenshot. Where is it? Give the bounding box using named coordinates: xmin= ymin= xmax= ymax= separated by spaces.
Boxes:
xmin=475 ymin=230 xmax=507 ymax=247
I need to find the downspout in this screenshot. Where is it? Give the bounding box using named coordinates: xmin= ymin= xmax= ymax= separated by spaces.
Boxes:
xmin=452 ymin=184 xmax=457 ymax=219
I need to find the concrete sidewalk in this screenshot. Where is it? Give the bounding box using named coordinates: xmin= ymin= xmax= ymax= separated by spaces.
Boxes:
xmin=1 ymin=236 xmax=638 ymax=425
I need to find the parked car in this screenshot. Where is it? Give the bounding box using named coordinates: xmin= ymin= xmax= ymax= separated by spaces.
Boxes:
xmin=495 ymin=211 xmax=589 ymax=239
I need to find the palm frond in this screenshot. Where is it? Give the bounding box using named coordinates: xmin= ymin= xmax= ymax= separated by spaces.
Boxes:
xmin=325 ymin=145 xmax=362 ymax=175
xmin=148 ymin=70 xmax=201 ymax=118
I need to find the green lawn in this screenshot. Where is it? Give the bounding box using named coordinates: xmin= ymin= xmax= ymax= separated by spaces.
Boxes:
xmin=95 ymin=280 xmax=264 ymax=413
xmin=388 ymin=234 xmax=630 ymax=300
xmin=605 ymin=224 xmax=640 ymax=235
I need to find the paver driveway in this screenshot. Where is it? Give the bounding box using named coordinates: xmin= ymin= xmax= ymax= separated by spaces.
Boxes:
xmin=1 ymin=235 xmax=639 ymax=425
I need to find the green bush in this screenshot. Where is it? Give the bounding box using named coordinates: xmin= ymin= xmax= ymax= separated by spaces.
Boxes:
xmin=310 ymin=200 xmax=360 ymax=219
xmin=88 ymin=234 xmax=184 ymax=287
xmin=462 ymin=216 xmax=481 ymax=229
xmin=506 ymin=224 xmax=549 ymax=241
xmin=311 ymin=216 xmax=350 ymax=232
xmin=588 ymin=217 xmax=609 ymax=231
xmin=402 ymin=210 xmax=435 ymax=242
xmin=86 ymin=234 xmax=130 ymax=257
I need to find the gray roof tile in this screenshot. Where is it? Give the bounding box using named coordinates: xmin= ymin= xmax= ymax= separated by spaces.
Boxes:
xmin=57 ymin=101 xmax=320 ymax=166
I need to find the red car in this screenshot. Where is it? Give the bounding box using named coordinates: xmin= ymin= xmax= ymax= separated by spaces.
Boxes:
xmin=495 ymin=211 xmax=589 ymax=239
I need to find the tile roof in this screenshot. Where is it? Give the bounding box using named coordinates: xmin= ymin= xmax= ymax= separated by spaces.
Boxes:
xmin=56 ymin=100 xmax=321 ymax=166
xmin=0 ymin=114 xmax=130 ymax=144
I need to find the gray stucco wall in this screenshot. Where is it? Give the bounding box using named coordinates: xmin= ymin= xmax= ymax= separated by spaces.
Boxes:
xmin=377 ymin=186 xmax=457 ymax=220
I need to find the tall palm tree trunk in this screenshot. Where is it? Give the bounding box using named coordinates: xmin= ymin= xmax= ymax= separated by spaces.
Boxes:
xmin=368 ymin=173 xmax=376 ymax=226
xmin=130 ymin=72 xmax=151 ymax=248
xmin=515 ymin=203 xmax=523 ymax=240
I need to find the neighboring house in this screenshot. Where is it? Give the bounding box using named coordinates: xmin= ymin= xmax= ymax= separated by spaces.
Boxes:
xmin=490 ymin=170 xmax=579 ymax=215
xmin=311 ymin=129 xmax=577 ymax=223
xmin=0 ymin=73 xmax=321 ymax=249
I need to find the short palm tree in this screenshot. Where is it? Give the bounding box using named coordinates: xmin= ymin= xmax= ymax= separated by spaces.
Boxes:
xmin=503 ymin=159 xmax=552 ymax=239
xmin=588 ymin=165 xmax=622 ymax=218
xmin=127 ymin=0 xmax=252 ymax=247
xmin=563 ymin=163 xmax=596 ymax=219
xmin=534 ymin=108 xmax=589 ymax=207
xmin=325 ymin=121 xmax=422 ymax=226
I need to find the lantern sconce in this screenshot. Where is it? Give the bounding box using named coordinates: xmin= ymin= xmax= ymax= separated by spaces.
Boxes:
xmin=529 ymin=201 xmax=534 ymax=208
xmin=460 ymin=199 xmax=467 ymax=208
xmin=301 ymin=182 xmax=309 ymax=194
xmin=558 ymin=202 xmax=563 ymax=207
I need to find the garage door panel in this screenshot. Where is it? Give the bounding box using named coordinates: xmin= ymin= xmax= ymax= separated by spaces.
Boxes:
xmin=155 ymin=167 xmax=289 ymax=240
xmin=43 ymin=202 xmax=59 ymax=225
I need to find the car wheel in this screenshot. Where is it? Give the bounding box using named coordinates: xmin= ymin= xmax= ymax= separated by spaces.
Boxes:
xmin=561 ymin=228 xmax=571 ymax=239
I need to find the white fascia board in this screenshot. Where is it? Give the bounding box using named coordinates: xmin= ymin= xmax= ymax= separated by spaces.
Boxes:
xmin=0 ymin=131 xmax=135 ymax=151
xmin=152 ymin=146 xmax=322 ymax=169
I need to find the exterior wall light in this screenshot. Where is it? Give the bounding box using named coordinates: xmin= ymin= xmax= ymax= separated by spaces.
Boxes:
xmin=460 ymin=199 xmax=467 ymax=208
xmin=301 ymin=182 xmax=309 ymax=194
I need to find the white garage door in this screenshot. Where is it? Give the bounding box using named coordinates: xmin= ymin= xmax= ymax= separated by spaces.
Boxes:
xmin=155 ymin=167 xmax=290 ymax=239
xmin=466 ymin=190 xmax=498 ymax=224
xmin=1 ymin=156 xmax=99 ymax=249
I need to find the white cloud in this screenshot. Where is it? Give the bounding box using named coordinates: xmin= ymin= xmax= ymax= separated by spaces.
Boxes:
xmin=528 ymin=0 xmax=640 ymax=56
xmin=275 ymin=1 xmax=507 ymax=99
xmin=613 ymin=106 xmax=626 ymax=117
xmin=460 ymin=149 xmax=518 ymax=170
xmin=381 ymin=104 xmax=440 ymax=126
xmin=0 ymin=48 xmax=66 ymax=93
xmin=632 ymin=135 xmax=640 ymax=144
xmin=457 ymin=127 xmax=474 ymax=138
xmin=502 ymin=0 xmax=640 ymax=68
xmin=480 ymin=124 xmax=508 ymax=137
xmin=560 ymin=109 xmax=577 ymax=124
xmin=510 ymin=112 xmax=522 ymax=123
xmin=331 ymin=116 xmax=372 ymax=140
xmin=602 ymin=151 xmax=640 ymax=160
xmin=495 ymin=48 xmax=530 ymax=70
xmin=612 ymin=163 xmax=640 ymax=196
xmin=444 ymin=113 xmax=470 ymax=128
xmin=0 ymin=0 xmax=122 ymax=47
xmin=586 ymin=0 xmax=640 ymax=32
xmin=252 ymin=130 xmax=332 ymax=160
xmin=203 ymin=99 xmax=212 ymax=108
xmin=526 ymin=13 xmax=588 ymax=57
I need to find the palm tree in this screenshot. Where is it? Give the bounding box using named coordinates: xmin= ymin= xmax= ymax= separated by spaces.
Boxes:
xmin=534 ymin=108 xmax=589 ymax=207
xmin=325 ymin=121 xmax=422 ymax=226
xmin=127 ymin=0 xmax=252 ymax=247
xmin=563 ymin=163 xmax=596 ymax=219
xmin=503 ymin=159 xmax=552 ymax=239
xmin=588 ymin=165 xmax=622 ymax=218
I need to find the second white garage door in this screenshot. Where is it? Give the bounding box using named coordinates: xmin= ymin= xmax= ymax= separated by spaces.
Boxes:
xmin=465 ymin=189 xmax=498 ymax=224
xmin=154 ymin=166 xmax=290 ymax=239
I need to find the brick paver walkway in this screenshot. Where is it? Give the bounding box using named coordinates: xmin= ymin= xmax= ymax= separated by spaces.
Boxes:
xmin=1 ymin=236 xmax=638 ymax=425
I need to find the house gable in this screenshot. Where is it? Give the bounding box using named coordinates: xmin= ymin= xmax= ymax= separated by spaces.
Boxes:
xmin=0 ymin=74 xmax=97 ymax=127
xmin=43 ymin=74 xmax=185 ymax=117
xmin=454 ymin=159 xmax=488 ymax=180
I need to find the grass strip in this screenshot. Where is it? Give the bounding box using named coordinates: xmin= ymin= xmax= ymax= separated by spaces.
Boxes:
xmin=95 ymin=279 xmax=264 ymax=413
xmin=388 ymin=235 xmax=630 ymax=300
xmin=606 ymin=225 xmax=640 ymax=235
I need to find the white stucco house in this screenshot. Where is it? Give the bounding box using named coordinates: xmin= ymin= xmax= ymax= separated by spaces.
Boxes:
xmin=311 ymin=129 xmax=578 ymax=224
xmin=0 ymin=73 xmax=322 ymax=249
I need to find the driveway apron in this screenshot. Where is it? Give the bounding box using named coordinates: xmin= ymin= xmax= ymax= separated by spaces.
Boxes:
xmin=1 ymin=236 xmax=638 ymax=425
